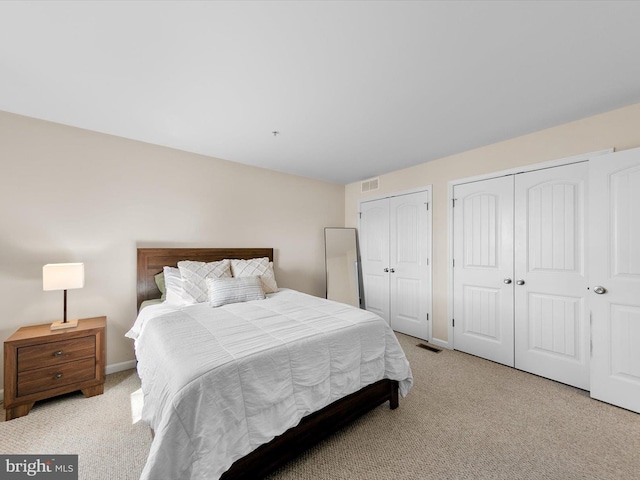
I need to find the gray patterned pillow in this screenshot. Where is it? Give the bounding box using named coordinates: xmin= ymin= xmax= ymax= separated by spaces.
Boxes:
xmin=177 ymin=260 xmax=231 ymax=303
xmin=206 ymin=276 xmax=265 ymax=307
xmin=230 ymin=257 xmax=278 ymax=293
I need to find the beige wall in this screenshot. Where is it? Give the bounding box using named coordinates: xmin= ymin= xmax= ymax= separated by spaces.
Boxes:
xmin=0 ymin=111 xmax=345 ymax=389
xmin=346 ymin=102 xmax=640 ymax=344
xmin=3 ymin=100 xmax=640 ymax=390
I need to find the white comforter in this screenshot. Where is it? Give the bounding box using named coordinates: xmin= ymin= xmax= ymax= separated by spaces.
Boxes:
xmin=126 ymin=289 xmax=413 ymax=480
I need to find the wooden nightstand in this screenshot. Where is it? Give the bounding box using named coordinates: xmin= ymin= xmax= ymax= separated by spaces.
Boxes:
xmin=3 ymin=316 xmax=106 ymax=421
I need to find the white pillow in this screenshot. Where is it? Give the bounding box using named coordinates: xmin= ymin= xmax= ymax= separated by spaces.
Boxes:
xmin=207 ymin=276 xmax=265 ymax=308
xmin=163 ymin=266 xmax=186 ymax=306
xmin=230 ymin=258 xmax=278 ymax=294
xmin=178 ymin=260 xmax=232 ymax=303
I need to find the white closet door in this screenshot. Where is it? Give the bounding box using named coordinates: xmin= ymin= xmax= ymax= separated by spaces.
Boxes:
xmin=389 ymin=191 xmax=430 ymax=339
xmin=453 ymin=176 xmax=515 ymax=366
xmin=360 ymin=198 xmax=390 ymax=324
xmin=590 ymin=148 xmax=640 ymax=413
xmin=514 ymin=162 xmax=590 ymax=389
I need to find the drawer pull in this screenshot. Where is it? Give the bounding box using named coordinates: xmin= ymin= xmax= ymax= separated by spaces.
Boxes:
xmin=55 ymin=373 xmax=63 ymax=379
xmin=54 ymin=350 xmax=63 ymax=357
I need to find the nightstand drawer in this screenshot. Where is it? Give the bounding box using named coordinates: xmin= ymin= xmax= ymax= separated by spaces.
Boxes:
xmin=17 ymin=335 xmax=95 ymax=372
xmin=17 ymin=357 xmax=96 ymax=397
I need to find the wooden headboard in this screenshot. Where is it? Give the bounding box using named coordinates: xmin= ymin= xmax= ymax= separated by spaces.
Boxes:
xmin=137 ymin=247 xmax=274 ymax=310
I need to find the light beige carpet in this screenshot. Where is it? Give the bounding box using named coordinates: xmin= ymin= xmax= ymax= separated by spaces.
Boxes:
xmin=0 ymin=369 xmax=151 ymax=480
xmin=2 ymin=333 xmax=639 ymax=479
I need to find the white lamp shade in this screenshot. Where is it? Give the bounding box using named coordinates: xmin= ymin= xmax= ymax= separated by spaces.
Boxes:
xmin=43 ymin=263 xmax=85 ymax=291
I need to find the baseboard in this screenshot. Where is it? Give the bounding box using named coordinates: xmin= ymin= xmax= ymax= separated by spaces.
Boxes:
xmin=106 ymin=360 xmax=137 ymax=375
xmin=429 ymin=337 xmax=452 ymax=350
xmin=1 ymin=360 xmax=137 ymax=403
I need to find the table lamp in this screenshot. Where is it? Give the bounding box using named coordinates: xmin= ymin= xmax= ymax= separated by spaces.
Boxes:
xmin=43 ymin=263 xmax=84 ymax=330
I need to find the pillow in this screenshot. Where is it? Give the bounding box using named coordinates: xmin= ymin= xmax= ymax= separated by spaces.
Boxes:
xmin=178 ymin=260 xmax=232 ymax=303
xmin=163 ymin=266 xmax=186 ymax=305
xmin=154 ymin=272 xmax=166 ymax=301
xmin=207 ymin=275 xmax=265 ymax=308
xmin=230 ymin=257 xmax=278 ymax=293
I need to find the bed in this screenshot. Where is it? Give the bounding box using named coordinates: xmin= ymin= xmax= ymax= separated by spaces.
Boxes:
xmin=130 ymin=247 xmax=413 ymax=479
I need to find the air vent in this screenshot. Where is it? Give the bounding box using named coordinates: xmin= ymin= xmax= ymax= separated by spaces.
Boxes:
xmin=417 ymin=343 xmax=442 ymax=353
xmin=361 ymin=177 xmax=379 ymax=193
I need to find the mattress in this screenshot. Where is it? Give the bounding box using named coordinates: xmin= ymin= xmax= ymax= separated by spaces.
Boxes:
xmin=126 ymin=288 xmax=413 ymax=480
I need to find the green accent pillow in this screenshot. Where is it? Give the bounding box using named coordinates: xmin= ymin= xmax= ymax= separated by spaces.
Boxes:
xmin=155 ymin=272 xmax=166 ymax=301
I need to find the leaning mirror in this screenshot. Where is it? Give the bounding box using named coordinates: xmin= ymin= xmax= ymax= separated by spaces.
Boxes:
xmin=324 ymin=227 xmax=360 ymax=307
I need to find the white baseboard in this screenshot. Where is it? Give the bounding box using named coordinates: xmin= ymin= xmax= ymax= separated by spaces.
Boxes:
xmin=106 ymin=360 xmax=137 ymax=375
xmin=430 ymin=337 xmax=452 ymax=350
xmin=1 ymin=360 xmax=137 ymax=403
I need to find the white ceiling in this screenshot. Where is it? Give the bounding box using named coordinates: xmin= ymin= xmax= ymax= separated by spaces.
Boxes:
xmin=2 ymin=1 xmax=640 ymax=185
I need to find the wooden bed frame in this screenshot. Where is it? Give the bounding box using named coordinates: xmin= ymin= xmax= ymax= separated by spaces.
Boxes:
xmin=137 ymin=247 xmax=275 ymax=310
xmin=136 ymin=247 xmax=399 ymax=479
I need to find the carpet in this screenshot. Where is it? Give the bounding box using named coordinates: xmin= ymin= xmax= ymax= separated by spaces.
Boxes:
xmin=2 ymin=333 xmax=639 ymax=479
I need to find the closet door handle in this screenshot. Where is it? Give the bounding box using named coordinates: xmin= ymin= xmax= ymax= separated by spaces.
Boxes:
xmin=516 ymin=279 xmax=525 ymax=286
xmin=383 ymin=268 xmax=389 ymax=273
xmin=504 ymin=278 xmax=512 ymax=284
xmin=593 ymin=286 xmax=607 ymax=295
xmin=390 ymin=268 xmax=395 ymax=273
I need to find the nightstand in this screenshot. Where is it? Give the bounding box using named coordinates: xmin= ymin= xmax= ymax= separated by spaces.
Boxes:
xmin=3 ymin=316 xmax=106 ymax=421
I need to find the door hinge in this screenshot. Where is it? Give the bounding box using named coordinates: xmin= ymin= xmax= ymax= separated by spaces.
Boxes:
xmin=425 ymin=202 xmax=429 ymax=211
xmin=358 ymin=212 xmax=362 ymax=219
xmin=427 ymin=313 xmax=429 ymax=321
xmin=426 ymin=258 xmax=429 ymax=266
xmin=452 ymin=198 xmax=457 ymax=208
xmin=452 ymin=318 xmax=455 ymax=327
xmin=452 ymin=258 xmax=455 ymax=267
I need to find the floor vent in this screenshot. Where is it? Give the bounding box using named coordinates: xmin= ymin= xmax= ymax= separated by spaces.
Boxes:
xmin=417 ymin=343 xmax=442 ymax=353
xmin=361 ymin=177 xmax=379 ymax=193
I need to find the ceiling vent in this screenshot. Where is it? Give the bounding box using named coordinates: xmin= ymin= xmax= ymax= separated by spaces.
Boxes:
xmin=361 ymin=177 xmax=379 ymax=193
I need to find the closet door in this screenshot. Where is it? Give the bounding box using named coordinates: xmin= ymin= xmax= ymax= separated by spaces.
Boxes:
xmin=514 ymin=162 xmax=590 ymax=389
xmin=361 ymin=190 xmax=431 ymax=339
xmin=453 ymin=176 xmax=515 ymax=366
xmin=589 ymin=148 xmax=640 ymax=413
xmin=360 ymin=198 xmax=390 ymax=324
xmin=389 ymin=191 xmax=430 ymax=339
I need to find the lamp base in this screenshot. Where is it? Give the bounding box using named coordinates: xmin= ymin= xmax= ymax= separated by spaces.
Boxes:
xmin=50 ymin=319 xmax=79 ymax=330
